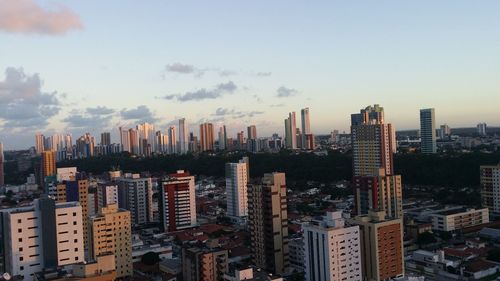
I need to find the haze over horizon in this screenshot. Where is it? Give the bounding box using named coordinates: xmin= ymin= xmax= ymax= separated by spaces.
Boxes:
xmin=1 ymin=0 xmax=499 ymax=150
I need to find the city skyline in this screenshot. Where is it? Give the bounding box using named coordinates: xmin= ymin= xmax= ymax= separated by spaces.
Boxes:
xmin=1 ymin=1 xmax=500 ymax=149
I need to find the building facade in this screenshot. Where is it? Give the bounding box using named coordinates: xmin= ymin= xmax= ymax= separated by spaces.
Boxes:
xmin=430 ymin=208 xmax=489 ymax=232
xmin=420 ymin=108 xmax=437 ymax=154
xmin=182 ymin=247 xmax=228 ymax=281
xmin=116 ymin=175 xmax=154 ymax=226
xmin=225 ymin=157 xmax=249 ymax=218
xmin=481 ymin=165 xmax=500 ymax=214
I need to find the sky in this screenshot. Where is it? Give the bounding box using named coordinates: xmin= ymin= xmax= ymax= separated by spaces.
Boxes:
xmin=0 ymin=0 xmax=499 ymax=150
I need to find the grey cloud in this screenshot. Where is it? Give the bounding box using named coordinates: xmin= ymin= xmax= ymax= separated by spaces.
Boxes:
xmin=162 ymin=81 xmax=237 ymax=102
xmin=276 ymin=86 xmax=298 ymax=98
xmin=256 ymin=72 xmax=272 ymax=77
xmin=270 ymin=103 xmax=285 ymax=107
xmin=120 ymin=105 xmax=158 ymax=123
xmin=0 ymin=0 xmax=83 ymax=35
xmin=212 ymin=107 xmax=264 ymax=119
xmin=165 ymin=63 xmax=195 ymax=74
xmin=86 ymin=106 xmax=115 ymax=115
xmin=0 ymin=67 xmax=61 ymax=129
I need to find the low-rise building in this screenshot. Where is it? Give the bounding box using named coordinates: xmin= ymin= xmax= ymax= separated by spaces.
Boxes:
xmin=430 ymin=207 xmax=489 ymax=232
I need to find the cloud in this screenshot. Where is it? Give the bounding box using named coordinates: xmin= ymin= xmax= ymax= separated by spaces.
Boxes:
xmin=0 ymin=67 xmax=61 ymax=129
xmin=0 ymin=0 xmax=83 ymax=35
xmin=256 ymin=72 xmax=272 ymax=77
xmin=276 ymin=86 xmax=298 ymax=98
xmin=120 ymin=105 xmax=158 ymax=123
xmin=212 ymin=107 xmax=264 ymax=119
xmin=165 ymin=63 xmax=195 ymax=74
xmin=270 ymin=103 xmax=285 ymax=107
xmin=160 ymin=81 xmax=237 ymax=102
xmin=86 ymin=106 xmax=115 ymax=115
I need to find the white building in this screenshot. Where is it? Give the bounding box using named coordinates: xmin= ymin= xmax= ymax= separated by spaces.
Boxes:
xmin=56 ymin=167 xmax=77 ymax=182
xmin=178 ymin=118 xmax=189 ymax=154
xmin=225 ymin=157 xmax=249 ymax=218
xmin=1 ymin=197 xmax=84 ymax=279
xmin=116 ymin=175 xmax=154 ymax=227
xmin=303 ymin=211 xmax=362 ymax=281
xmin=97 ymin=182 xmax=119 ymax=209
xmin=430 ymin=207 xmax=489 ymax=232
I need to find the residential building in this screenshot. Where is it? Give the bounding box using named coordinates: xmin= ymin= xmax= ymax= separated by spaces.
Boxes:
xmin=0 ymin=197 xmax=84 ymax=279
xmin=301 ymin=107 xmax=311 ymax=149
xmin=218 ymin=125 xmax=227 ymax=150
xmin=88 ymin=204 xmax=132 ymax=278
xmin=477 ymin=123 xmax=487 ymax=136
xmin=225 ymin=157 xmax=249 ymax=218
xmin=0 ymin=142 xmax=4 ymax=186
xmin=97 ymin=182 xmax=118 ymax=209
xmin=41 ymin=150 xmax=57 ymax=180
xmin=303 ymin=211 xmax=362 ymax=281
xmin=179 ymin=118 xmax=189 ymax=154
xmin=348 ymin=210 xmax=404 ymax=281
xmin=420 ymin=108 xmax=437 ymax=154
xmin=200 ymin=123 xmax=215 ymax=151
xmin=100 ymin=132 xmax=111 ymax=146
xmin=116 ymin=174 xmax=154 ymax=226
xmin=119 ymin=127 xmax=131 ymax=152
xmin=33 ymin=254 xmax=116 ymax=281
xmin=430 ymin=207 xmax=489 ymax=232
xmin=481 ymin=165 xmax=500 ymax=213
xmin=248 ymin=172 xmax=289 ymax=275
xmin=159 ymin=170 xmax=197 ymax=232
xmin=182 ymin=247 xmax=228 ymax=281
xmin=36 ymin=133 xmax=45 ymax=154
xmin=284 ymin=112 xmax=297 ymax=149
xmin=168 ymin=126 xmax=177 ymax=154
xmin=288 ymin=238 xmax=304 ymax=273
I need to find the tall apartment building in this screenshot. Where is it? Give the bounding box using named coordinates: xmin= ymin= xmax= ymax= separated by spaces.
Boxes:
xmin=168 ymin=125 xmax=177 ymax=154
xmin=477 ymin=123 xmax=487 ymax=136
xmin=55 ymin=174 xmax=89 ymax=248
xmin=35 ymin=133 xmax=45 ymax=154
xmin=351 ymin=105 xmax=402 ymax=219
xmin=88 ymin=204 xmax=132 ymax=278
xmin=0 ymin=197 xmax=84 ymax=279
xmin=182 ymin=247 xmax=229 ymax=281
xmin=0 ymin=142 xmax=4 ymax=186
xmin=420 ymin=108 xmax=437 ymax=154
xmin=179 ymin=118 xmax=189 ymax=154
xmin=159 ymin=170 xmax=197 ymax=232
xmin=284 ymin=112 xmax=297 ymax=149
xmin=303 ymin=211 xmax=362 ymax=281
xmin=481 ymin=165 xmax=500 ymax=213
xmin=225 ymin=157 xmax=249 ymax=218
xmin=353 ymin=169 xmax=403 ymax=219
xmin=348 ymin=210 xmax=404 ymax=281
xmin=248 ymin=172 xmax=289 ymax=275
xmin=200 ymin=122 xmax=215 ymax=151
xmin=247 ymin=125 xmax=257 ymax=140
xmin=100 ymin=132 xmax=111 ymax=146
xmin=351 ymin=105 xmax=395 ymax=177
xmin=301 ymin=107 xmax=311 ymax=149
xmin=97 ymin=182 xmax=118 ymax=209
xmin=41 ymin=150 xmax=57 ymax=178
xmin=218 ymin=125 xmax=227 ymax=150
xmin=116 ymin=175 xmax=154 ymax=226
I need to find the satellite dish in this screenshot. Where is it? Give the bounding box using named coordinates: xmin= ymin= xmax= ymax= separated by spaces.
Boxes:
xmin=3 ymin=272 xmax=11 ymax=280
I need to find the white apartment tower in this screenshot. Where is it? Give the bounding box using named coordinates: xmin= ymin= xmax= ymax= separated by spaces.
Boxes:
xmin=168 ymin=126 xmax=177 ymax=154
xmin=303 ymin=211 xmax=362 ymax=281
xmin=179 ymin=118 xmax=189 ymax=154
xmin=1 ymin=197 xmax=85 ymax=279
xmin=116 ymin=175 xmax=154 ymax=226
xmin=301 ymin=108 xmax=311 ymax=149
xmin=226 ymin=157 xmax=249 ymax=217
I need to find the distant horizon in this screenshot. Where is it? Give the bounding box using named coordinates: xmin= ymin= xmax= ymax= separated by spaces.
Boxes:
xmin=1 ymin=1 xmax=499 ymax=149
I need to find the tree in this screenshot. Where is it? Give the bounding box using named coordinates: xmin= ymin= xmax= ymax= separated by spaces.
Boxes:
xmin=417 ymin=231 xmax=437 ymax=246
xmin=141 ymin=251 xmax=160 ymax=265
xmin=487 ymin=248 xmax=500 ymax=262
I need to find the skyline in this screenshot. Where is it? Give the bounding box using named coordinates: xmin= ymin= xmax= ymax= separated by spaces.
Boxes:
xmin=1 ymin=0 xmax=500 ymax=149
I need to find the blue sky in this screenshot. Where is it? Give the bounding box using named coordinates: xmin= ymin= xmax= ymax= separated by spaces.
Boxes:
xmin=1 ymin=0 xmax=499 ymax=149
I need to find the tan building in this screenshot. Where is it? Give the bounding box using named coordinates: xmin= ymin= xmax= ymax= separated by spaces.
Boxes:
xmin=481 ymin=165 xmax=500 ymax=213
xmin=34 ymin=254 xmax=117 ymax=281
xmin=41 ymin=150 xmax=57 ymax=179
xmin=199 ymin=123 xmax=215 ymax=151
xmin=55 ymin=177 xmax=89 ymax=248
xmin=248 ymin=172 xmax=289 ymax=275
xmin=182 ymin=247 xmax=228 ymax=281
xmin=348 ymin=210 xmax=404 ymax=281
xmin=89 ymin=204 xmax=132 ymax=278
xmin=430 ymin=207 xmax=489 ymax=232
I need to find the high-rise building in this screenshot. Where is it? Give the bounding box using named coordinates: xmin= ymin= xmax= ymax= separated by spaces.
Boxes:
xmin=41 ymin=150 xmax=57 ymax=182
xmin=481 ymin=165 xmax=500 ymax=214
xmin=75 ymin=133 xmax=95 ymax=158
xmin=0 ymin=142 xmax=4 ymax=186
xmin=182 ymin=247 xmax=229 ymax=281
xmin=97 ymin=182 xmax=118 ymax=209
xmin=128 ymin=128 xmax=139 ymax=154
xmin=248 ymin=172 xmax=289 ymax=275
xmin=236 ymin=131 xmax=245 ymax=150
xmin=226 ymin=157 xmax=249 ymax=218
xmin=199 ymin=122 xmax=214 ymax=151
xmin=218 ymin=125 xmax=227 ymax=150
xmin=136 ymin=122 xmax=155 ymax=156
xmin=0 ymin=197 xmax=84 ymax=278
xmin=348 ymin=210 xmax=404 ymax=281
xmin=89 ymin=204 xmax=132 ymax=278
xmin=477 ymin=122 xmax=487 ymax=136
xmin=159 ymin=170 xmax=197 ymax=232
xmin=303 ymin=211 xmax=362 ymax=281
xmin=100 ymin=132 xmax=111 ymax=146
xmin=438 ymin=124 xmax=451 ymax=139
xmin=116 ymin=175 xmax=154 ymax=227
xmin=301 ymin=108 xmax=311 ymax=149
xmin=353 ymin=170 xmax=403 ymax=219
xmin=351 ymin=105 xmax=395 ymax=177
xmin=284 ymin=112 xmax=297 ymax=149
xmin=119 ymin=127 xmax=131 ymax=152
xmin=179 ymin=118 xmax=189 ymax=154
xmin=247 ymin=125 xmax=257 ymax=140
xmin=420 ymin=108 xmax=437 ymax=154
xmin=35 ymin=133 xmax=45 ymax=154
xmin=168 ymin=125 xmax=177 ymax=154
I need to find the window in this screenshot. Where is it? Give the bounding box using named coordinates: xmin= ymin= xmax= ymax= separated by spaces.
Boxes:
xmin=18 ymin=229 xmax=22 ymax=233
xmin=19 ymin=257 xmax=23 ymax=261
xmin=74 ymin=239 xmax=78 ymax=243
xmin=73 ymin=212 xmax=77 ymax=216
xmin=18 ymin=238 xmax=22 ymax=242
xmin=73 ymin=221 xmax=77 ymax=225
xmin=17 ymin=219 xmax=22 ymax=223
xmin=19 ymin=247 xmax=23 ymax=252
